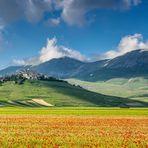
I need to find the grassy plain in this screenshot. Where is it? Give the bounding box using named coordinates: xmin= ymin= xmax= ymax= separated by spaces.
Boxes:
xmin=0 ymin=107 xmax=148 ymax=116
xmin=68 ymin=77 xmax=148 ymax=103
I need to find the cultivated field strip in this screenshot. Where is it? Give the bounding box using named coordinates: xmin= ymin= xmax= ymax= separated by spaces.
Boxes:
xmin=0 ymin=115 xmax=147 ymax=147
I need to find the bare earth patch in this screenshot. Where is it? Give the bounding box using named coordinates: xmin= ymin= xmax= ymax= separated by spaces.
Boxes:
xmin=32 ymin=99 xmax=54 ymax=107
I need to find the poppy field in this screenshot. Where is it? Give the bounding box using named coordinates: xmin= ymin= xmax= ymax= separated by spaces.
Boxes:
xmin=0 ymin=108 xmax=148 ymax=148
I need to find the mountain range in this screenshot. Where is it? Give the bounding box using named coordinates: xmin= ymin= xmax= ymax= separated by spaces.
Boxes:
xmin=1 ymin=49 xmax=148 ymax=81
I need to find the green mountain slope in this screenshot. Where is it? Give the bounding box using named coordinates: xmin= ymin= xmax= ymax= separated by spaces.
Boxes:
xmin=0 ymin=79 xmax=147 ymax=107
xmin=68 ymin=77 xmax=148 ymax=103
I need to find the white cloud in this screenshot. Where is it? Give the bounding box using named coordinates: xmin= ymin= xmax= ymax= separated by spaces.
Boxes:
xmin=56 ymin=0 xmax=141 ymax=26
xmin=0 ymin=0 xmax=141 ymax=26
xmin=46 ymin=17 xmax=60 ymax=26
xmin=23 ymin=0 xmax=53 ymax=23
xmin=101 ymin=33 xmax=148 ymax=59
xmin=13 ymin=33 xmax=148 ymax=65
xmin=39 ymin=37 xmax=86 ymax=62
xmin=13 ymin=37 xmax=86 ymax=66
xmin=0 ymin=0 xmax=53 ymax=23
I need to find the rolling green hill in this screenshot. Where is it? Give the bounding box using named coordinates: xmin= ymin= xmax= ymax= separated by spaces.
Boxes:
xmin=0 ymin=79 xmax=147 ymax=107
xmin=68 ymin=77 xmax=148 ymax=103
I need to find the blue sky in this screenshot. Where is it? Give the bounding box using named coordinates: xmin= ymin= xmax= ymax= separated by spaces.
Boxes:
xmin=0 ymin=0 xmax=148 ymax=68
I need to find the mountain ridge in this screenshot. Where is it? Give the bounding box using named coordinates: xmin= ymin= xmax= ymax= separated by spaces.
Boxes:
xmin=1 ymin=49 xmax=148 ymax=81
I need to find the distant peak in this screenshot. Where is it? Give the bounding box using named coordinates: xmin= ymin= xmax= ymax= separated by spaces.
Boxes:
xmin=46 ymin=56 xmax=85 ymax=63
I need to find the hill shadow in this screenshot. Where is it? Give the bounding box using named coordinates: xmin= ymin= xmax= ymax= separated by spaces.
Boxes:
xmin=38 ymin=80 xmax=148 ymax=107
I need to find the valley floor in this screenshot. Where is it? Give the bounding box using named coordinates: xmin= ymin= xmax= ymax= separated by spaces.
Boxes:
xmin=0 ymin=107 xmax=148 ymax=116
xmin=0 ymin=107 xmax=148 ymax=147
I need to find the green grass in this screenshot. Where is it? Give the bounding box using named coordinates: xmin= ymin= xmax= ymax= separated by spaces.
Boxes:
xmin=0 ymin=107 xmax=148 ymax=116
xmin=67 ymin=77 xmax=148 ymax=103
xmin=1 ymin=80 xmax=147 ymax=107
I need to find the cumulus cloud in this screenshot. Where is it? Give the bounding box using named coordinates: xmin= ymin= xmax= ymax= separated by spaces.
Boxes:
xmin=101 ymin=34 xmax=148 ymax=59
xmin=13 ymin=33 xmax=148 ymax=65
xmin=0 ymin=0 xmax=53 ymax=50
xmin=0 ymin=0 xmax=53 ymax=23
xmin=23 ymin=0 xmax=53 ymax=23
xmin=39 ymin=37 xmax=85 ymax=62
xmin=13 ymin=37 xmax=86 ymax=66
xmin=0 ymin=0 xmax=141 ymax=26
xmin=55 ymin=0 xmax=141 ymax=25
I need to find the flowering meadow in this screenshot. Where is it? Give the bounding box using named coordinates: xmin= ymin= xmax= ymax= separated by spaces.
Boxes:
xmin=0 ymin=115 xmax=147 ymax=148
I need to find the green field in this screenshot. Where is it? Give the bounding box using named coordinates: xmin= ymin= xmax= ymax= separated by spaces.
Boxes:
xmin=0 ymin=107 xmax=148 ymax=116
xmin=1 ymin=79 xmax=147 ymax=107
xmin=68 ymin=77 xmax=148 ymax=103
